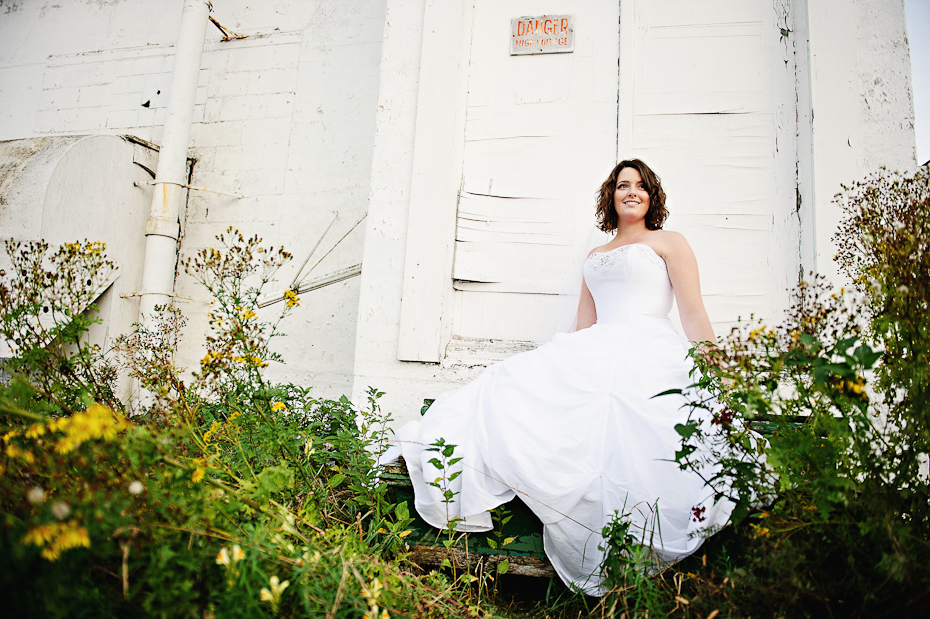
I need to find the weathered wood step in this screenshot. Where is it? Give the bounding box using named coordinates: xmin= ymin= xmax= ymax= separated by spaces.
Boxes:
xmin=383 ymin=457 xmax=554 ymax=577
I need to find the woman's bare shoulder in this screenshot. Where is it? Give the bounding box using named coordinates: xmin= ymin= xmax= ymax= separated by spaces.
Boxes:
xmin=648 ymin=230 xmax=692 ymax=258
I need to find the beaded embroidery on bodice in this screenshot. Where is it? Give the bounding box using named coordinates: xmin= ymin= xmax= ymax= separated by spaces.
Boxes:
xmin=586 ymin=243 xmax=667 ymax=273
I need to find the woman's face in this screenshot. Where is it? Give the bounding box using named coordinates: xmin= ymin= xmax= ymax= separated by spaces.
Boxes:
xmin=613 ymin=167 xmax=650 ymax=223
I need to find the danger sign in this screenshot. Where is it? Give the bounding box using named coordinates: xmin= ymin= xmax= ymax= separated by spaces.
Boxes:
xmin=511 ymin=15 xmax=574 ymax=55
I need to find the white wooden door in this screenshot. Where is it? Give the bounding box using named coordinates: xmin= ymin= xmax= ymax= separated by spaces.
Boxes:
xmin=449 ymin=0 xmax=620 ymax=348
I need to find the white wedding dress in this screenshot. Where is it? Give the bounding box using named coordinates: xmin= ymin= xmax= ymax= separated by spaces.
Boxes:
xmin=382 ymin=243 xmax=734 ymax=595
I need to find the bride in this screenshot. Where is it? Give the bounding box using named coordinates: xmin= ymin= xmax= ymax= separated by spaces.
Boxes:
xmin=382 ymin=159 xmax=735 ymax=595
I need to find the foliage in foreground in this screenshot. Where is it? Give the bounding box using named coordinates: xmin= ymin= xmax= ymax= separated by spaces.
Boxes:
xmin=0 ymin=230 xmax=491 ymax=618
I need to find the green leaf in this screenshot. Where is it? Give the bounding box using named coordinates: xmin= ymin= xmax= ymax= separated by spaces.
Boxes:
xmin=497 ymin=559 xmax=510 ymax=574
xmin=853 ymin=344 xmax=883 ymax=368
xmin=327 ymin=473 xmax=345 ymax=488
xmin=675 ymin=444 xmax=697 ymax=462
xmin=503 ymin=536 xmax=517 ymax=546
xmin=675 ymin=420 xmax=699 ymax=439
xmin=487 ymin=539 xmax=497 ymax=549
xmin=813 ymin=363 xmax=853 ymax=382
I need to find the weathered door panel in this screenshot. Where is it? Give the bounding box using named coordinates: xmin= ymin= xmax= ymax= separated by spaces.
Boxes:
xmin=450 ymin=0 xmax=621 ymax=348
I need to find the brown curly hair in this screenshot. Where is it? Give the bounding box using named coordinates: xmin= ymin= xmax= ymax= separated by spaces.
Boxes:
xmin=595 ymin=159 xmax=668 ymax=233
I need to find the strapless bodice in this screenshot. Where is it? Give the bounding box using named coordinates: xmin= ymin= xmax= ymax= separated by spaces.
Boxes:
xmin=583 ymin=244 xmax=672 ymax=325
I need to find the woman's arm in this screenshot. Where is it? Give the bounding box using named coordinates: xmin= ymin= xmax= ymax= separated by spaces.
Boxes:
xmin=575 ymin=277 xmax=597 ymax=330
xmin=660 ymin=232 xmax=716 ymax=346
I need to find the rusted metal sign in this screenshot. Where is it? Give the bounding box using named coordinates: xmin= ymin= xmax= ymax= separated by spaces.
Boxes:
xmin=510 ymin=15 xmax=574 ymax=55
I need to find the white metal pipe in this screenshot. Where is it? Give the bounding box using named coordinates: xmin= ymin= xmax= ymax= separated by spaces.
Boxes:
xmin=138 ymin=0 xmax=210 ymax=322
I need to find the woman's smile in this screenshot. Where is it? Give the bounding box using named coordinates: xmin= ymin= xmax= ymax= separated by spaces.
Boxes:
xmin=613 ymin=167 xmax=650 ymax=218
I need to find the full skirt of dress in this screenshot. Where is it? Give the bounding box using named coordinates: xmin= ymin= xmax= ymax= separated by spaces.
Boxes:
xmin=381 ymin=314 xmax=734 ymax=596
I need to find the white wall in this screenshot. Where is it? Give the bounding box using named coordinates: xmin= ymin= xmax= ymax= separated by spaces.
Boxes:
xmin=353 ymin=0 xmax=917 ymax=426
xmin=0 ymin=0 xmax=387 ymax=400
xmin=805 ymin=0 xmax=916 ymax=282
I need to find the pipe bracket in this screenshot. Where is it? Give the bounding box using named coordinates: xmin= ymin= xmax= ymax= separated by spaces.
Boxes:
xmin=144 ymin=217 xmax=181 ymax=239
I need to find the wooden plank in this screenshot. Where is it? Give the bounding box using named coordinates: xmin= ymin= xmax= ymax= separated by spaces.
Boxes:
xmin=455 ymin=192 xmax=569 ymax=246
xmin=452 ymin=241 xmax=570 ymax=290
xmin=453 ymin=281 xmax=555 ymax=294
xmin=396 ymin=0 xmax=473 ymax=362
xmin=456 ymin=226 xmax=570 ymax=246
xmin=465 ymin=101 xmax=616 ymax=141
xmin=451 ymin=290 xmax=557 ymax=342
xmin=456 ymin=192 xmax=561 ymax=223
xmin=442 ymin=337 xmax=540 ymax=368
xmin=408 ymin=545 xmax=555 ymax=578
xmin=386 ymin=458 xmax=554 ymax=578
xmin=633 ymin=113 xmax=775 ymax=216
xmin=641 ymin=0 xmax=762 ymax=27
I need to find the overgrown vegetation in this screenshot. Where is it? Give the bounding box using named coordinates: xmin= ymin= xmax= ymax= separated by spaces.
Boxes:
xmin=2 ymin=166 xmax=928 ymax=618
xmin=0 ymin=230 xmax=494 ymax=617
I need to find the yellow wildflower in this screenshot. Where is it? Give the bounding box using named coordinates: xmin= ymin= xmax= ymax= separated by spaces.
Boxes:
xmin=284 ymin=289 xmax=300 ymax=308
xmin=25 ymin=424 xmax=46 ymax=439
xmin=6 ymin=444 xmax=35 ymax=464
xmin=52 ymin=404 xmax=130 ymax=454
xmin=271 ymin=402 xmax=287 ymax=412
xmin=23 ymin=520 xmax=90 ymax=561
xmin=202 ymin=421 xmax=221 ymax=443
xmin=192 ymin=467 xmax=206 ymax=483
xmin=260 ymin=575 xmax=290 ymax=608
xmin=362 ymin=578 xmax=389 ymax=619
xmin=239 ymin=309 xmax=256 ymax=320
xmin=216 ymin=544 xmax=245 ymax=567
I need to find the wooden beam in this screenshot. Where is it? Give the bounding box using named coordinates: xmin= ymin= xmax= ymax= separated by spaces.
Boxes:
xmin=396 ymin=0 xmax=473 ymax=362
xmin=408 ymin=545 xmax=555 ymax=578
